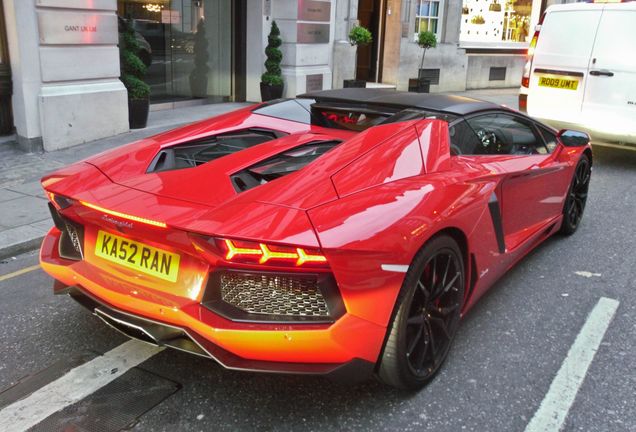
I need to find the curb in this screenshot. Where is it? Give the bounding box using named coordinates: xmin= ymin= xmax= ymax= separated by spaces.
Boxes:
xmin=0 ymin=223 xmax=50 ymax=260
xmin=0 ymin=235 xmax=44 ymax=261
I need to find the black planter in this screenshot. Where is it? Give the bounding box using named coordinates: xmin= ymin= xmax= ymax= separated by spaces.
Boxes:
xmin=128 ymin=98 xmax=149 ymax=129
xmin=260 ymin=82 xmax=284 ymax=102
xmin=343 ymin=79 xmax=366 ymax=88
xmin=189 ymin=73 xmax=209 ymax=98
xmin=408 ymin=78 xmax=430 ymax=93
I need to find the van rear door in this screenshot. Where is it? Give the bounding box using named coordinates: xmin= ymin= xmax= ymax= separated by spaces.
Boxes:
xmin=527 ymin=6 xmax=602 ymax=124
xmin=580 ymin=5 xmax=636 ymax=145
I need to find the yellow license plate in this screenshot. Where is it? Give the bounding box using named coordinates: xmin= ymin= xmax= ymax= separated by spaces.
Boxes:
xmin=94 ymin=230 xmax=180 ymax=282
xmin=538 ymin=76 xmax=579 ymax=90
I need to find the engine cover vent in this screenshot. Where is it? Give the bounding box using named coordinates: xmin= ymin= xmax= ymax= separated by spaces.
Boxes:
xmin=147 ymin=128 xmax=286 ymax=173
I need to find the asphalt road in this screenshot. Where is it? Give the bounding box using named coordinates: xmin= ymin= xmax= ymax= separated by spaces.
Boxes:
xmin=0 ymin=145 xmax=634 ymax=432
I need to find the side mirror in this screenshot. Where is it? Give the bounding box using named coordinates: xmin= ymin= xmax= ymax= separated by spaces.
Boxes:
xmin=558 ymin=129 xmax=590 ymax=147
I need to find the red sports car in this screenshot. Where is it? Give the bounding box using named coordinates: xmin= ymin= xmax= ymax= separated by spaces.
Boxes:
xmin=40 ymin=89 xmax=592 ymax=389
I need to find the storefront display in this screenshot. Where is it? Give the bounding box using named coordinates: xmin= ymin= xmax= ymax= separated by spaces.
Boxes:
xmin=460 ymin=0 xmax=541 ymax=47
xmin=117 ymin=0 xmax=233 ymax=103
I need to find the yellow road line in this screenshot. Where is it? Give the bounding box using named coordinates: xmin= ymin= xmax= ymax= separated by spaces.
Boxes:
xmin=0 ymin=265 xmax=41 ymax=282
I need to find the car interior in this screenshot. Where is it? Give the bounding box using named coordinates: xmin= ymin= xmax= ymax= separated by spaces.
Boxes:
xmin=450 ymin=114 xmax=551 ymax=156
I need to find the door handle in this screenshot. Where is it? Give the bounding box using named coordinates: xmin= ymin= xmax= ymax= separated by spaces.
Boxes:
xmin=589 ymin=70 xmax=614 ymax=77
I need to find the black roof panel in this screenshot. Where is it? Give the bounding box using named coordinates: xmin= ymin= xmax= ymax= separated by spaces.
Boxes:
xmin=298 ymin=88 xmax=501 ymax=116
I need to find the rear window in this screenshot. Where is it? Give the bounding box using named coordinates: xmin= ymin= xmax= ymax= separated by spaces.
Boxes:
xmin=252 ymin=98 xmax=452 ymax=132
xmin=314 ymin=107 xmax=389 ymax=132
xmin=253 ymin=99 xmax=393 ymax=131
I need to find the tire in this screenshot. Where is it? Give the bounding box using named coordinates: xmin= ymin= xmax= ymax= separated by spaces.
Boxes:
xmin=560 ymin=154 xmax=591 ymax=235
xmin=377 ymin=235 xmax=465 ymax=390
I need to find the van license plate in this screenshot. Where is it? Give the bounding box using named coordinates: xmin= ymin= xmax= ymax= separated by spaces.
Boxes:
xmin=538 ymin=76 xmax=579 ymax=90
xmin=94 ymin=230 xmax=180 ymax=282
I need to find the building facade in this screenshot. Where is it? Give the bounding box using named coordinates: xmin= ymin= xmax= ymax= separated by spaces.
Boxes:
xmin=1 ymin=0 xmax=576 ymax=152
xmin=348 ymin=0 xmax=578 ymax=92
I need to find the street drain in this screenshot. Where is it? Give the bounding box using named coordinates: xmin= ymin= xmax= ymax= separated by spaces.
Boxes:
xmin=0 ymin=352 xmax=98 ymax=411
xmin=29 ymin=367 xmax=180 ymax=432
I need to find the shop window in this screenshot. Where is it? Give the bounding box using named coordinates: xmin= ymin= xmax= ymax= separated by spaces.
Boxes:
xmin=460 ymin=0 xmax=541 ymax=48
xmin=117 ymin=0 xmax=234 ymax=103
xmin=414 ymin=0 xmax=443 ymax=39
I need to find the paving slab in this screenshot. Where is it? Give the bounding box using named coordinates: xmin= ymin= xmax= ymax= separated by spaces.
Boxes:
xmin=0 ymin=189 xmax=23 ymax=203
xmin=7 ymin=181 xmax=46 ymax=199
xmin=1 ymin=196 xmax=51 ymax=229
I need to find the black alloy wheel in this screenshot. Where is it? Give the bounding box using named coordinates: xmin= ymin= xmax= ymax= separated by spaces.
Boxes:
xmin=560 ymin=154 xmax=591 ymax=235
xmin=378 ymin=235 xmax=465 ymax=390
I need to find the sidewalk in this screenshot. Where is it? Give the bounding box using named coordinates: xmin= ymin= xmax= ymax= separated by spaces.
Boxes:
xmin=0 ymin=88 xmax=518 ymax=259
xmin=0 ymin=102 xmax=248 ymax=259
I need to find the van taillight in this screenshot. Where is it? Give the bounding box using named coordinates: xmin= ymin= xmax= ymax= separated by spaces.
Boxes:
xmin=521 ymin=31 xmax=540 ymax=88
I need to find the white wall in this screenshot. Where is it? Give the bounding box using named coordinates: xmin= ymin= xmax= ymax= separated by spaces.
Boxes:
xmin=3 ymin=0 xmax=128 ymax=152
xmin=246 ymin=1 xmax=266 ymax=102
xmin=332 ymin=0 xmax=357 ymax=88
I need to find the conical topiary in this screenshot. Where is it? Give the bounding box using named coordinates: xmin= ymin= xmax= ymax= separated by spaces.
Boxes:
xmin=119 ymin=18 xmax=150 ymax=100
xmin=261 ymin=21 xmax=283 ymax=86
xmin=190 ymin=18 xmax=210 ymax=97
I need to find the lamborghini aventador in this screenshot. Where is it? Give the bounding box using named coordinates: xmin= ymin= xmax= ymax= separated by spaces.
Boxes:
xmin=39 ymin=89 xmax=592 ymax=389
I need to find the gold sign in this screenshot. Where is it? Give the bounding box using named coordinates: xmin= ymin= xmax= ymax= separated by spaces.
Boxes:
xmin=298 ymin=0 xmax=331 ymax=22
xmin=38 ymin=11 xmax=117 ymax=45
xmin=297 ymin=23 xmax=330 ymax=44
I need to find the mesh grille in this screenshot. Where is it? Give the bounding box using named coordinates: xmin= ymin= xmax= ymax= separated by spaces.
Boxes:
xmin=220 ymin=273 xmax=330 ymax=317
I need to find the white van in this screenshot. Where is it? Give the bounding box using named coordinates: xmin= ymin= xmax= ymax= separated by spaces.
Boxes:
xmin=519 ymin=2 xmax=636 ymax=150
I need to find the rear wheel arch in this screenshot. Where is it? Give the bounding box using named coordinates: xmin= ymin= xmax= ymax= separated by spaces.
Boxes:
xmin=427 ymin=227 xmax=474 ymax=309
xmin=375 ymin=227 xmax=468 ymax=361
xmin=376 ymin=231 xmax=467 ymax=388
xmin=435 ymin=227 xmax=468 ymax=266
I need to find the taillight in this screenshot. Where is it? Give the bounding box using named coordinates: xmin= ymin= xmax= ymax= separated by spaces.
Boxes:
xmin=521 ymin=31 xmax=539 ymax=88
xmin=47 ymin=192 xmax=75 ymax=210
xmin=79 ymin=200 xmax=167 ymax=228
xmin=191 ymin=235 xmax=329 ymax=268
xmin=519 ymin=94 xmax=528 ymax=113
xmin=222 ymin=238 xmax=328 ymax=267
xmin=522 ymin=10 xmax=545 ymax=89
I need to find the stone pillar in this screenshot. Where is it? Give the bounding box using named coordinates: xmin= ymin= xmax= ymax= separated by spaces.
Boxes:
xmin=274 ymin=0 xmax=334 ymax=97
xmin=245 ymin=0 xmax=342 ymax=102
xmin=245 ymin=0 xmax=266 ymax=102
xmin=332 ymin=0 xmax=358 ymax=89
xmin=3 ymin=0 xmax=128 ymax=152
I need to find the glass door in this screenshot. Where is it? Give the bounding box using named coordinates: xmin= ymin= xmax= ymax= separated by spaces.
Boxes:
xmin=117 ymin=0 xmax=233 ymax=103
